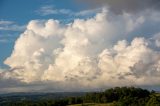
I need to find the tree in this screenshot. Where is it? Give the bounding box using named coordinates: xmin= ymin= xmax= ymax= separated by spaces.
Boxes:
xmin=146 ymin=95 xmax=160 ymax=106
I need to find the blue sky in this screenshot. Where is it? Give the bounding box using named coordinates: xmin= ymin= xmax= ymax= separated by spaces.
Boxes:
xmin=0 ymin=0 xmax=160 ymax=92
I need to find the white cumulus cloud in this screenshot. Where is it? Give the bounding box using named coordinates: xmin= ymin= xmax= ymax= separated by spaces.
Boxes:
xmin=1 ymin=9 xmax=160 ymax=92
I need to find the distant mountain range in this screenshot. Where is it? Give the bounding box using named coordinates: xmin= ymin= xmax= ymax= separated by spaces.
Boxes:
xmin=0 ymin=92 xmax=86 ymax=103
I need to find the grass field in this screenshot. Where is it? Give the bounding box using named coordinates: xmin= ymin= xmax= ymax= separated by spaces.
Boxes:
xmin=68 ymin=103 xmax=114 ymax=106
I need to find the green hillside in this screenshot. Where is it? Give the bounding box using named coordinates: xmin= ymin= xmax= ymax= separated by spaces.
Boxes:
xmin=0 ymin=87 xmax=160 ymax=106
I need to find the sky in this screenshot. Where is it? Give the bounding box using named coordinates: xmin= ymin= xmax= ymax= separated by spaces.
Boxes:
xmin=0 ymin=0 xmax=160 ymax=93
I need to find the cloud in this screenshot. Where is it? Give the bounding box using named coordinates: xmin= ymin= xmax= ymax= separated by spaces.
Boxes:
xmin=153 ymin=33 xmax=160 ymax=47
xmin=0 ymin=20 xmax=25 ymax=31
xmin=0 ymin=39 xmax=9 ymax=43
xmin=98 ymin=38 xmax=160 ymax=86
xmin=36 ymin=5 xmax=73 ymax=16
xmin=1 ymin=9 xmax=160 ymax=92
xmin=0 ymin=20 xmax=14 ymax=25
xmin=0 ymin=25 xmax=25 ymax=31
xmin=36 ymin=5 xmax=103 ymax=17
xmin=76 ymin=0 xmax=160 ymax=14
xmin=74 ymin=8 xmax=102 ymax=17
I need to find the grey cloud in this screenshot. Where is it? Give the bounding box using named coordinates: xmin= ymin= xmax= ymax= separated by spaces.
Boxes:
xmin=76 ymin=0 xmax=160 ymax=14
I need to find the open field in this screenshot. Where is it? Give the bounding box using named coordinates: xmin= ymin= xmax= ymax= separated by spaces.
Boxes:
xmin=155 ymin=93 xmax=160 ymax=96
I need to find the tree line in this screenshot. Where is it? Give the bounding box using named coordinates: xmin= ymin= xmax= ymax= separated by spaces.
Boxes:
xmin=1 ymin=87 xmax=160 ymax=106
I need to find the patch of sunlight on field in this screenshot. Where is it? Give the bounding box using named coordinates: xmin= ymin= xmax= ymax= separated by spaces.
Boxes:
xmin=68 ymin=103 xmax=114 ymax=106
xmin=155 ymin=93 xmax=160 ymax=96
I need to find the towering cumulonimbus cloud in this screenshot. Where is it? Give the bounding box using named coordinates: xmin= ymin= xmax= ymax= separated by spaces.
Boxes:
xmin=76 ymin=0 xmax=160 ymax=14
xmin=0 ymin=9 xmax=160 ymax=92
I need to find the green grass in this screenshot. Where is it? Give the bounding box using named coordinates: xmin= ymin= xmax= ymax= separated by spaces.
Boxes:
xmin=68 ymin=103 xmax=114 ymax=106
